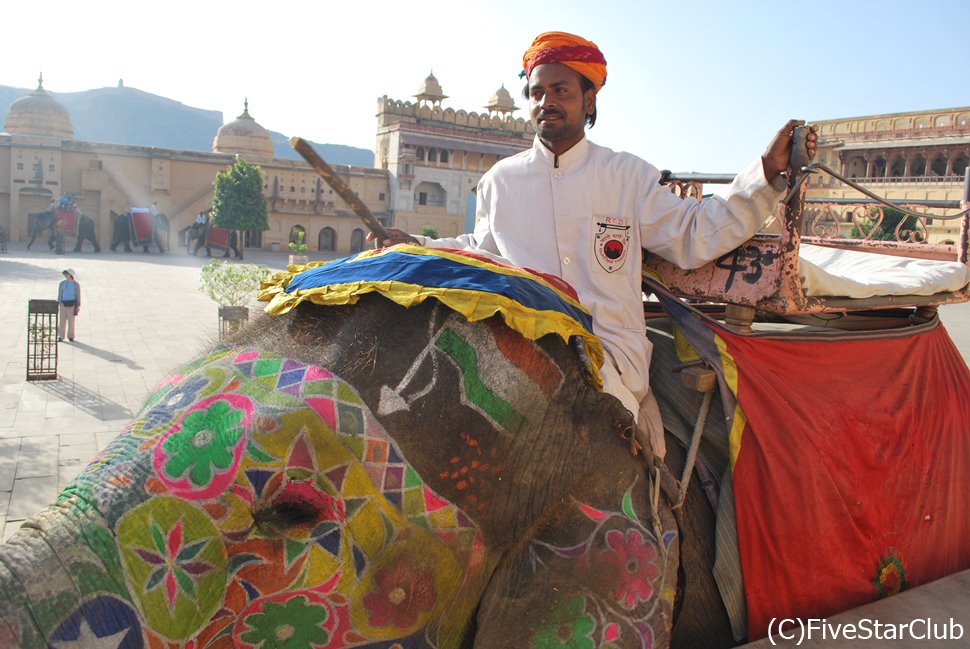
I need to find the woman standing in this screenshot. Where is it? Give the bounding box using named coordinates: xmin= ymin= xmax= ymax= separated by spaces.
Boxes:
xmin=57 ymin=268 xmax=81 ymax=342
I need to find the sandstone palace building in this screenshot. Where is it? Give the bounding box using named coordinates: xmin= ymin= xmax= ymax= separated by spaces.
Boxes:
xmin=0 ymin=74 xmax=532 ymax=254
xmin=3 ymin=75 xmax=965 ymax=251
xmin=805 ymin=106 xmax=970 ymax=244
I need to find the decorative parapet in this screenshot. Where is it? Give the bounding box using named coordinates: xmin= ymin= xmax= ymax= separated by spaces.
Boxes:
xmin=377 ymin=95 xmax=533 ymax=135
xmin=816 ymin=106 xmax=970 ymax=145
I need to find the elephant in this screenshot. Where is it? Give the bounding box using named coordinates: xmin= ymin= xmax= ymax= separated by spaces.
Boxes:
xmin=110 ymin=210 xmax=171 ymax=253
xmin=3 ymin=246 xmax=965 ymax=648
xmin=26 ymin=208 xmax=101 ymax=253
xmin=0 ymin=248 xmax=734 ymax=649
xmin=187 ymin=221 xmax=241 ymax=258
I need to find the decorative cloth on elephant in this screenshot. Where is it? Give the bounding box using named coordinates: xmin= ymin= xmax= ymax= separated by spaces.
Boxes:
xmin=259 ymin=244 xmax=605 ymax=390
xmin=521 ymin=31 xmax=607 ymax=92
xmin=128 ymin=207 xmax=154 ymax=246
xmin=55 ymin=206 xmax=80 ymax=236
xmin=652 ymin=281 xmax=970 ymax=641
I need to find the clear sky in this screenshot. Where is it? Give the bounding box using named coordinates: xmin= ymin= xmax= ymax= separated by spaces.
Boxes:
xmin=4 ymin=0 xmax=968 ymax=174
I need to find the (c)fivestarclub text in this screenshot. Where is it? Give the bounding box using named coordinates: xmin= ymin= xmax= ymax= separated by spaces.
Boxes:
xmin=768 ymin=617 xmax=964 ymax=645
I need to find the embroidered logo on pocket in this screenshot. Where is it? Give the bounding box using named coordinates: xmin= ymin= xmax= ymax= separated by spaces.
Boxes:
xmin=594 ymin=217 xmax=631 ymax=273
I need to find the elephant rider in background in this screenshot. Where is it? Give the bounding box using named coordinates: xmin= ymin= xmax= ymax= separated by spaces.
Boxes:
xmin=371 ymin=31 xmax=816 ymax=458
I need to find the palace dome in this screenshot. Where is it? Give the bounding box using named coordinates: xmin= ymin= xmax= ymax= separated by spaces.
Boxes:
xmin=415 ymin=72 xmax=447 ymax=105
xmin=485 ymin=84 xmax=518 ymax=114
xmin=212 ymin=99 xmax=274 ymax=160
xmin=3 ymin=75 xmax=73 ymax=139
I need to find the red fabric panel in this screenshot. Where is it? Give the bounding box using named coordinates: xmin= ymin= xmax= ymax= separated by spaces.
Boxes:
xmin=722 ymin=323 xmax=970 ymax=640
xmin=130 ymin=208 xmax=153 ymax=244
xmin=207 ymin=226 xmax=230 ymax=248
xmin=55 ymin=208 xmax=78 ymax=235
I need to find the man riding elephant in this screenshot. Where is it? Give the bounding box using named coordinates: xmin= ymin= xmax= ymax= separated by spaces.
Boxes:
xmin=374 ymin=30 xmax=816 ymax=462
xmin=187 ymin=216 xmax=241 ymax=258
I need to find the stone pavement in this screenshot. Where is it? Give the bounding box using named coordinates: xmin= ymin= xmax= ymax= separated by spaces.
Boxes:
xmin=0 ymin=241 xmax=341 ymax=542
xmin=1 ymin=241 xmax=969 ymax=545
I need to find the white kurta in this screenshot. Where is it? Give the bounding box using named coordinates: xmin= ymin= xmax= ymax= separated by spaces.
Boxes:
xmin=419 ymin=136 xmax=784 ymax=444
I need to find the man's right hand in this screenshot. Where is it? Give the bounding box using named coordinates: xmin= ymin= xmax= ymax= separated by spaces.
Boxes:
xmin=366 ymin=228 xmax=419 ymax=248
xmin=762 ymin=119 xmax=817 ymax=185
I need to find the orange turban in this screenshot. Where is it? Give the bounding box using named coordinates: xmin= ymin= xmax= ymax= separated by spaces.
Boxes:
xmin=522 ymin=31 xmax=607 ymax=93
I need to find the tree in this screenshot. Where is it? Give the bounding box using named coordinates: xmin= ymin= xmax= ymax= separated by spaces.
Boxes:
xmin=420 ymin=225 xmax=439 ymax=238
xmin=850 ymin=206 xmax=922 ymax=242
xmin=211 ymin=156 xmax=268 ymax=259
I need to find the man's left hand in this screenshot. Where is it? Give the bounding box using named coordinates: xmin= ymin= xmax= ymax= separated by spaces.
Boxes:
xmin=762 ymin=119 xmax=817 ymax=185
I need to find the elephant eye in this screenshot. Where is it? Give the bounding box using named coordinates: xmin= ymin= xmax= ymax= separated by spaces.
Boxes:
xmin=253 ymin=500 xmax=319 ymax=529
xmin=252 ymin=479 xmax=344 ymax=533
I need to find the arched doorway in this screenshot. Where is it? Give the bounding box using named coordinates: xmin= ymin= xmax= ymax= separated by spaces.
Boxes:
xmin=350 ymin=229 xmax=365 ymax=253
xmin=319 ymin=226 xmax=336 ymax=252
xmin=289 ymin=225 xmax=306 ymax=245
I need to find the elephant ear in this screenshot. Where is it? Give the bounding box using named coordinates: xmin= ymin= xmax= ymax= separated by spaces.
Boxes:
xmin=475 ymin=469 xmax=680 ymax=649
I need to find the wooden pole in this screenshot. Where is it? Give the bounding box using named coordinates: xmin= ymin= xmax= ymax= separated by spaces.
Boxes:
xmin=289 ymin=137 xmax=391 ymax=242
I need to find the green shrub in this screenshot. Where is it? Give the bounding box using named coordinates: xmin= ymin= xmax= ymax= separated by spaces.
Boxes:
xmin=289 ymin=230 xmax=308 ymax=255
xmin=199 ymin=259 xmax=271 ymax=307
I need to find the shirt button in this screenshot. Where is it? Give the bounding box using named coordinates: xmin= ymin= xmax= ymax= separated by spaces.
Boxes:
xmin=553 ymin=172 xmax=563 ymax=179
xmin=563 ymin=256 xmax=572 ymax=265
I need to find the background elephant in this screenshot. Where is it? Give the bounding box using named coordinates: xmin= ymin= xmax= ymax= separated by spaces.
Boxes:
xmin=26 ymin=208 xmax=101 ymax=253
xmin=0 ymin=255 xmax=731 ymax=648
xmin=110 ymin=210 xmax=170 ymax=253
xmin=187 ymin=221 xmax=241 ymax=258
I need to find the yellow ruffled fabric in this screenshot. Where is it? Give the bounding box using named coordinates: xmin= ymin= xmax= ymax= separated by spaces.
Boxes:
xmin=258 ymin=247 xmax=604 ymax=390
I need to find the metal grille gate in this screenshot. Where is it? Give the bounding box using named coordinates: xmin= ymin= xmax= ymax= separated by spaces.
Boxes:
xmin=27 ymin=299 xmax=59 ymax=381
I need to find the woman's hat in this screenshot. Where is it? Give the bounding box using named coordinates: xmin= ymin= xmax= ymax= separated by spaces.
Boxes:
xmin=63 ymin=268 xmax=76 ymax=279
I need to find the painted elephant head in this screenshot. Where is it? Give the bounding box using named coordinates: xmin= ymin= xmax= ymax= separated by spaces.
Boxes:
xmin=0 ymin=251 xmax=713 ymax=649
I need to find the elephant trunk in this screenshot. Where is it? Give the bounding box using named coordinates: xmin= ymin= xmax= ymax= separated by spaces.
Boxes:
xmin=0 ymin=495 xmax=131 ymax=648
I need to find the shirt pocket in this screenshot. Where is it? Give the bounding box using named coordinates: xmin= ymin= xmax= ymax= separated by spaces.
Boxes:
xmin=589 ymin=215 xmax=633 ymax=275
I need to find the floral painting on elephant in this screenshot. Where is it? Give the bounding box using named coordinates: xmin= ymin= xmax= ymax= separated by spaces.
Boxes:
xmin=30 ymin=348 xmax=486 ymax=648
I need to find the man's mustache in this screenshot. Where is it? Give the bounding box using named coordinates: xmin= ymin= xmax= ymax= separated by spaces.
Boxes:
xmin=539 ymin=110 xmax=564 ymax=120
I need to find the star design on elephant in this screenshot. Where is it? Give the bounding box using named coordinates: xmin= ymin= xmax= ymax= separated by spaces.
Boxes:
xmin=133 ymin=516 xmax=215 ymax=609
xmin=49 ymin=617 xmax=130 ymax=649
